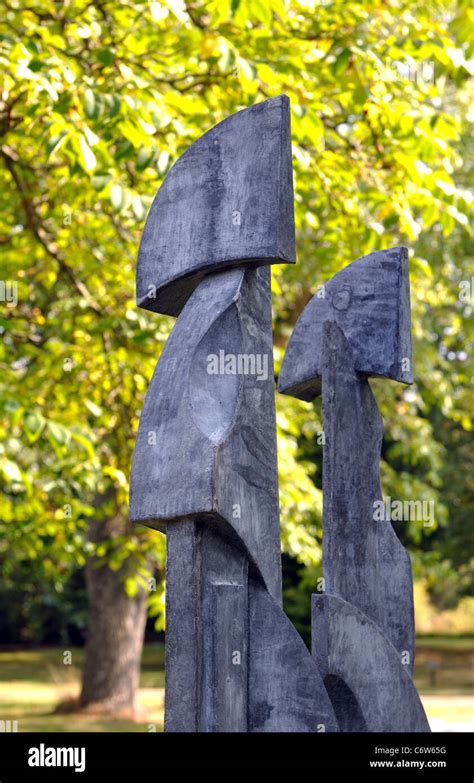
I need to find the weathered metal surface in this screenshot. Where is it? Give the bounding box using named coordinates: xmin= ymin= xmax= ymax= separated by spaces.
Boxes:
xmin=312 ymin=594 xmax=430 ymax=732
xmin=131 ymin=95 xmax=427 ymax=733
xmin=278 ymin=247 xmax=413 ymax=401
xmin=320 ymin=319 xmax=415 ymax=668
xmin=130 ymin=265 xmax=282 ymax=603
xmin=136 ymin=95 xmax=295 ymax=316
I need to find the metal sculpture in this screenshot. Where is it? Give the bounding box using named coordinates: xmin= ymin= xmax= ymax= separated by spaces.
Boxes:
xmin=279 ymin=247 xmax=430 ymax=731
xmin=130 ymin=96 xmax=429 ymax=733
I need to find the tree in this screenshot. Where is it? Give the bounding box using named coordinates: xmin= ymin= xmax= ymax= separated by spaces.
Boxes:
xmin=0 ymin=0 xmax=472 ymax=714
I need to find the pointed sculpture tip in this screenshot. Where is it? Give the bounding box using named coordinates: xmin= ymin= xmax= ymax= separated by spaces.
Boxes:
xmin=136 ymin=94 xmax=295 ymax=317
xmin=278 ymin=246 xmax=413 ymax=401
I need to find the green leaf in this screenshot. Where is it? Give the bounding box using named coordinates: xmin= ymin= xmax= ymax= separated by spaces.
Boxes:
xmin=77 ymin=134 xmax=96 ymax=172
xmin=47 ymin=421 xmax=69 ymax=446
xmin=104 ymin=94 xmax=121 ymax=118
xmin=136 ymin=147 xmax=155 ymax=171
xmin=47 ymin=132 xmax=68 ymax=156
xmin=91 ymin=172 xmax=112 ymax=191
xmin=132 ymin=195 xmax=146 ymax=220
xmin=24 ymin=411 xmax=45 ymax=443
xmin=85 ymin=400 xmax=103 ymax=417
xmin=332 ymin=48 xmax=351 ymax=77
xmin=114 ymin=139 xmax=133 ymax=161
xmin=110 ymin=184 xmax=125 ymax=211
xmin=84 ymin=89 xmax=100 ymax=120
xmin=28 ymin=58 xmax=42 ymax=72
xmin=96 ymin=48 xmax=115 ymax=66
xmin=1 ymin=459 xmax=22 ymax=483
xmin=71 ymin=432 xmax=95 ymax=459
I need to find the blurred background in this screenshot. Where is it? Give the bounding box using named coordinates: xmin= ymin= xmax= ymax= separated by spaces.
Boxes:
xmin=0 ymin=0 xmax=472 ymax=732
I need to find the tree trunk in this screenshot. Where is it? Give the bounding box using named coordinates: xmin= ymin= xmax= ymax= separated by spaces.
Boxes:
xmin=80 ymin=510 xmax=150 ymax=718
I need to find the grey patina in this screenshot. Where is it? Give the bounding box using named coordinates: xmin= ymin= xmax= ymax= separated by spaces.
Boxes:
xmin=279 ymin=250 xmax=429 ymax=731
xmin=131 ymin=96 xmax=337 ymax=732
xmin=136 ymin=95 xmax=295 ymax=317
xmin=131 ymin=94 xmax=429 ymax=733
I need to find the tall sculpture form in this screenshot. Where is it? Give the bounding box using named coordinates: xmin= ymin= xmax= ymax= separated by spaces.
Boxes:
xmin=130 ymin=96 xmax=337 ymax=732
xmin=130 ymin=96 xmax=429 ymax=732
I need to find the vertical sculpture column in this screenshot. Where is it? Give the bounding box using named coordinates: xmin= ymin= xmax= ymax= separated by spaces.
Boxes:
xmin=279 ymin=247 xmax=430 ymax=731
xmin=152 ymin=263 xmax=281 ymax=731
xmin=130 ymin=96 xmax=338 ymax=733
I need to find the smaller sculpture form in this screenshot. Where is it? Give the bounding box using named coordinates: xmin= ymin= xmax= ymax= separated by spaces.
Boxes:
xmin=279 ymin=247 xmax=429 ymax=731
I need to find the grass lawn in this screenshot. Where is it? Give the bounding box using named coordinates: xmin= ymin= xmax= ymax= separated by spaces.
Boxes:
xmin=0 ymin=637 xmax=472 ymax=732
xmin=0 ymin=645 xmax=165 ymax=732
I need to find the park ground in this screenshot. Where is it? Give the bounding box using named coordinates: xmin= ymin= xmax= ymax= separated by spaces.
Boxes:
xmin=0 ymin=637 xmax=472 ymax=732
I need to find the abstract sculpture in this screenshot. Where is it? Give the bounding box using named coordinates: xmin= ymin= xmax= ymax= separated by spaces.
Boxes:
xmin=279 ymin=248 xmax=429 ymax=731
xmin=130 ymin=96 xmax=430 ymax=732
